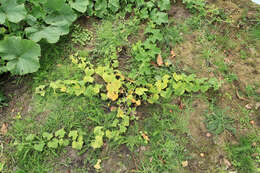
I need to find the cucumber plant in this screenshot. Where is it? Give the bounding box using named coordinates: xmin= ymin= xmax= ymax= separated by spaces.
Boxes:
xmin=36 ymin=52 xmax=221 ymax=149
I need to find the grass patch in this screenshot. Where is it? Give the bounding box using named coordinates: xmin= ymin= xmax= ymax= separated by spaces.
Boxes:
xmin=228 ymin=136 xmax=259 ymax=173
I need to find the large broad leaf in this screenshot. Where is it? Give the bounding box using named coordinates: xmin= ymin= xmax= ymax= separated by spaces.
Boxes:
xmin=25 ymin=24 xmax=69 ymax=43
xmin=69 ymin=0 xmax=90 ymax=13
xmin=157 ymin=0 xmax=171 ymax=11
xmin=0 ymin=9 xmax=5 ymax=24
xmin=94 ymin=0 xmax=107 ymax=17
xmin=150 ymin=10 xmax=168 ymax=25
xmin=108 ymin=0 xmax=120 ymax=13
xmin=0 ymin=0 xmax=27 ymax=23
xmin=44 ymin=0 xmax=66 ymax=11
xmin=0 ymin=37 xmax=41 ymax=75
xmin=44 ymin=4 xmax=77 ymax=26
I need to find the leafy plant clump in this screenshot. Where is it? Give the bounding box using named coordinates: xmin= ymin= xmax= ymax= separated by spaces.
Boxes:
xmin=15 ymin=128 xmax=85 ymax=153
xmin=36 ymin=51 xmax=221 ymax=150
xmin=0 ymin=0 xmax=173 ymax=75
xmin=71 ymin=24 xmax=93 ymax=46
xmin=204 ymin=107 xmax=235 ymax=135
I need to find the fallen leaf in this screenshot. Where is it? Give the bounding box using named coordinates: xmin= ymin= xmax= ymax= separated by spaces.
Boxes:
xmin=177 ymin=98 xmax=185 ymax=110
xmin=141 ymin=132 xmax=150 ymax=142
xmin=149 ymin=157 xmax=153 ymax=163
xmin=157 ymin=54 xmax=163 ymax=66
xmin=223 ymin=158 xmax=231 ymax=168
xmin=224 ymin=58 xmax=232 ymax=65
xmin=170 ymin=49 xmax=176 ymax=58
xmin=1 ymin=123 xmax=8 ymax=135
xmin=182 ymin=160 xmax=188 ymax=167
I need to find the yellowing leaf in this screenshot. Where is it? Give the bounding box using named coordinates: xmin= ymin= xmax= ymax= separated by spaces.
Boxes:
xmin=84 ymin=68 xmax=94 ymax=76
xmin=173 ymin=73 xmax=183 ymax=82
xmin=72 ymin=140 xmax=83 ymax=150
xmin=91 ymin=127 xmax=104 ymax=149
xmin=91 ymin=135 xmax=103 ymax=149
xmin=107 ymin=91 xmax=118 ymax=101
xmin=93 ymin=84 xmax=102 ymax=94
xmin=101 ymin=93 xmax=108 ymax=100
xmin=117 ymin=108 xmax=124 ymax=118
xmin=106 ymin=130 xmax=113 ymax=139
xmin=94 ymin=159 xmax=102 ymax=170
xmin=60 ymin=86 xmax=66 ymax=92
xmin=135 ymin=87 xmax=148 ymax=96
xmin=136 ymin=100 xmax=141 ymax=106
xmin=155 ymin=80 xmax=163 ymax=92
xmin=106 ymin=81 xmax=121 ymax=101
xmin=55 ymin=128 xmax=66 ymax=138
xmin=103 ymin=73 xmax=115 ymax=83
xmin=35 ymin=85 xmax=46 ymax=96
xmin=83 ymin=76 xmax=94 ymax=83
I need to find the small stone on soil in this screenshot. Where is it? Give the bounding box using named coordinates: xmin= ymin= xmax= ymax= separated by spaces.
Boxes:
xmin=250 ymin=120 xmax=255 ymax=125
xmin=206 ymin=132 xmax=211 ymax=137
xmin=245 ymin=104 xmax=253 ymax=110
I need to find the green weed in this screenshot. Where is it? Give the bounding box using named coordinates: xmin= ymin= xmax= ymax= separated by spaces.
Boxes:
xmin=0 ymin=90 xmax=7 ymax=107
xmin=251 ymin=23 xmax=260 ymax=40
xmin=228 ymin=136 xmax=258 ymax=173
xmin=71 ymin=24 xmax=93 ymax=46
xmin=204 ymin=106 xmax=235 ymax=135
